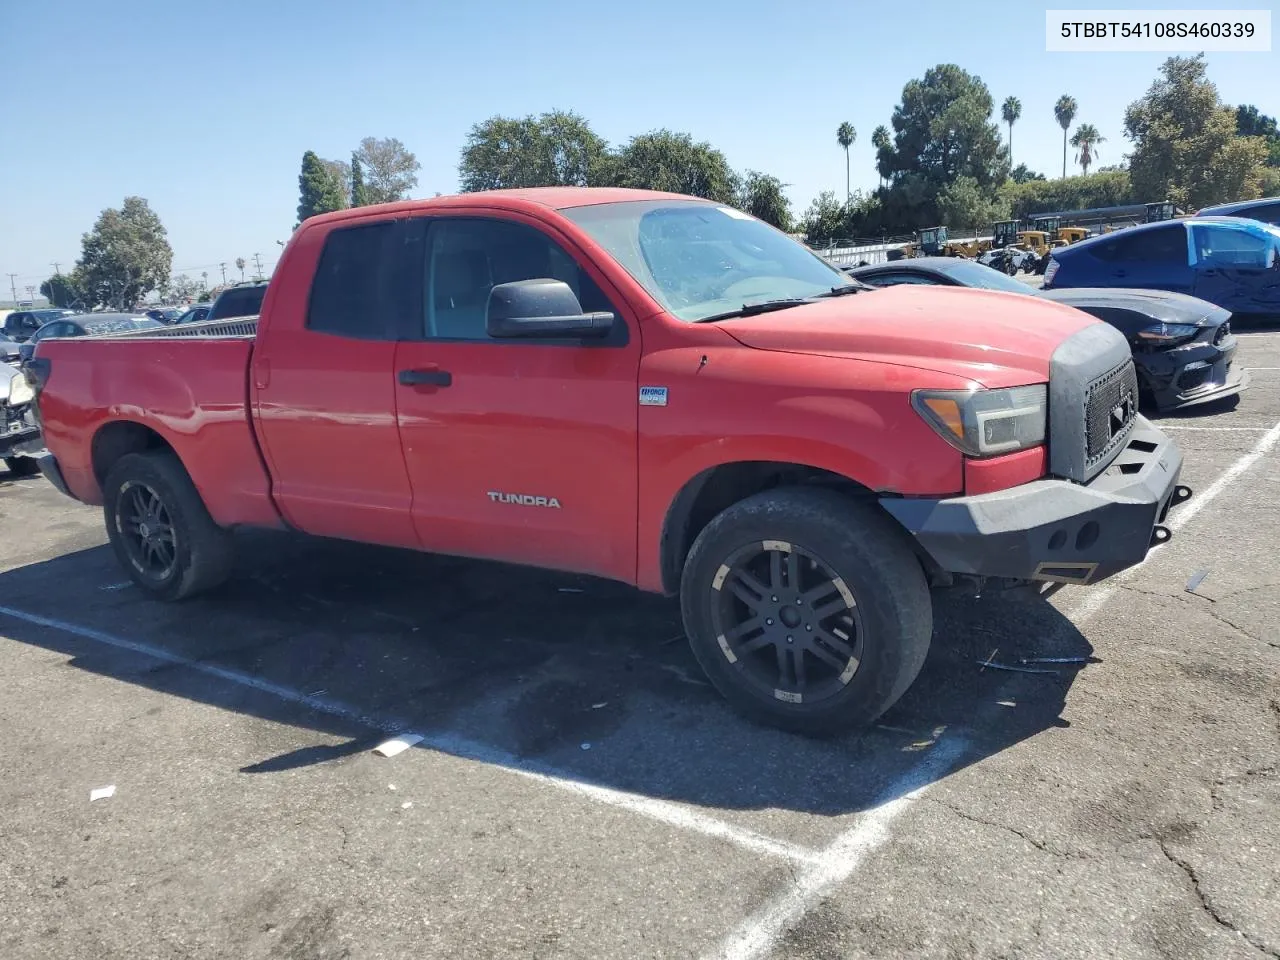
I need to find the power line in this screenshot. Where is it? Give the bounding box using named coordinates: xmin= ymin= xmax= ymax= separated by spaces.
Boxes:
xmin=7 ymin=273 xmax=18 ymax=307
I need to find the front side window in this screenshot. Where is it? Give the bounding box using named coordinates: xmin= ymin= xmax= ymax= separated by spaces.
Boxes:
xmin=1093 ymin=225 xmax=1187 ymax=264
xmin=562 ymin=200 xmax=848 ymax=322
xmin=423 ymin=218 xmax=618 ymax=341
xmin=1192 ymin=224 xmax=1272 ymax=268
xmin=306 ymin=222 xmax=397 ymax=339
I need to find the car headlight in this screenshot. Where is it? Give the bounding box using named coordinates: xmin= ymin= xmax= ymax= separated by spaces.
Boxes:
xmin=1136 ymin=322 xmax=1199 ymax=343
xmin=912 ymin=384 xmax=1047 ymax=457
xmin=7 ymin=373 xmax=34 ymax=406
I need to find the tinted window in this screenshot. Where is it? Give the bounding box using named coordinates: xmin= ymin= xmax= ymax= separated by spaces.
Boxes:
xmin=1091 ymin=225 xmax=1187 ymax=264
xmin=863 ymin=272 xmax=944 ymax=287
xmin=306 ymin=222 xmax=397 ymax=339
xmin=423 ymin=218 xmax=619 ymax=341
xmin=31 ymin=322 xmax=77 ymax=341
xmin=1192 ymin=224 xmax=1272 ymax=268
xmin=210 ymin=285 xmax=267 ymax=321
xmin=1240 ymin=203 xmax=1280 ymax=226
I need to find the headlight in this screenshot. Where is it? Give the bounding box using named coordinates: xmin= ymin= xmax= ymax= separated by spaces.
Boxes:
xmin=1136 ymin=322 xmax=1198 ymax=343
xmin=912 ymin=384 xmax=1047 ymax=457
xmin=7 ymin=373 xmax=34 ymax=405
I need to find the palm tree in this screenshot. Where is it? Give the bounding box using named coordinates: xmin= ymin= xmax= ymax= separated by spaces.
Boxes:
xmin=871 ymin=125 xmax=890 ymax=188
xmin=235 ymin=257 xmax=246 ymax=281
xmin=1054 ymin=95 xmax=1078 ymax=178
xmin=836 ymin=122 xmax=856 ymax=202
xmin=1001 ymin=97 xmax=1022 ymax=168
xmin=201 ymin=271 xmax=208 ymax=291
xmin=1070 ymin=124 xmax=1105 ymax=175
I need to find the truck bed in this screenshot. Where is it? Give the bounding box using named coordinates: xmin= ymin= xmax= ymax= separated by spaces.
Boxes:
xmin=34 ymin=328 xmax=280 ymax=529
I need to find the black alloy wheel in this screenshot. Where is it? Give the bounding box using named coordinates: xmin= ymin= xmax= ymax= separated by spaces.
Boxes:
xmin=116 ymin=480 xmax=179 ymax=580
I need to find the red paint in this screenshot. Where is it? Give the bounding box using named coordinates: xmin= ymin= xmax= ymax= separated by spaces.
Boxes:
xmin=34 ymin=187 xmax=1100 ymax=592
xmin=964 ymin=446 xmax=1048 ymax=496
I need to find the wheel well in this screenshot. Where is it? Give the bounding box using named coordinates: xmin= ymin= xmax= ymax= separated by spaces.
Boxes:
xmin=91 ymin=422 xmax=175 ymax=488
xmin=659 ymin=462 xmax=874 ymax=595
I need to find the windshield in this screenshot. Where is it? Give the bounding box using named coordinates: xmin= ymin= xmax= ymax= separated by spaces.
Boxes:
xmin=561 ymin=200 xmax=848 ymax=322
xmin=934 ymin=260 xmax=1038 ymax=295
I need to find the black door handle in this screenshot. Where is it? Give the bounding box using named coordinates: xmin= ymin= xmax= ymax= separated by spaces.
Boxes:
xmin=399 ymin=368 xmax=452 ymax=387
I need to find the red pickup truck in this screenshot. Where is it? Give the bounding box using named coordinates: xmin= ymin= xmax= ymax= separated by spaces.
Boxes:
xmin=28 ymin=188 xmax=1191 ymax=734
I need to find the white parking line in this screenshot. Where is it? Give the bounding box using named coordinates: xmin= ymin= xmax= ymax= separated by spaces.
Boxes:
xmin=1066 ymin=418 xmax=1280 ymax=624
xmin=0 ymin=603 xmax=818 ymax=866
xmin=1158 ymin=425 xmax=1269 ymax=432
xmin=702 ymin=735 xmax=968 ymax=960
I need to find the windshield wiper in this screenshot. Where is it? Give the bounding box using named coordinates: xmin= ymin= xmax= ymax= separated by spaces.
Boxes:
xmin=694 ymin=298 xmax=809 ymax=323
xmin=813 ymin=281 xmax=874 ymax=297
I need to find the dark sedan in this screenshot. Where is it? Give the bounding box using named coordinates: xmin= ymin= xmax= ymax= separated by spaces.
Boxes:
xmin=843 ymin=257 xmax=1248 ymax=411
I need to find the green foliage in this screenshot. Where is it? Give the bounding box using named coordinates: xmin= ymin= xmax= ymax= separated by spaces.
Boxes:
xmin=798 ymin=191 xmax=850 ymax=244
xmin=459 ymin=110 xmax=607 ymax=191
xmin=355 ymin=136 xmax=420 ymax=204
xmin=1070 ymin=123 xmax=1105 ymax=175
xmin=1235 ymin=105 xmax=1280 ymax=167
xmin=836 ymin=121 xmax=856 ymax=200
xmin=1054 ymin=95 xmax=1078 ymax=177
xmin=937 ymin=175 xmax=1010 ymax=229
xmin=874 ymin=64 xmax=1007 ymax=229
xmin=1010 ymin=164 xmax=1045 ymax=183
xmin=350 ymin=152 xmax=370 ymax=206
xmin=606 ymin=130 xmax=738 ymax=203
xmin=999 ymin=169 xmax=1134 ymax=220
xmin=169 ymin=275 xmax=201 ymax=302
xmin=75 ymin=197 xmax=173 ymax=310
xmin=321 ymin=158 xmax=352 ymax=206
xmin=737 ymin=171 xmax=792 ymax=231
xmin=297 ymin=150 xmax=347 ymax=225
xmin=39 ymin=271 xmax=88 ymax=309
xmin=1124 ymin=55 xmax=1269 ymax=209
xmin=1001 ymin=96 xmax=1022 ymax=165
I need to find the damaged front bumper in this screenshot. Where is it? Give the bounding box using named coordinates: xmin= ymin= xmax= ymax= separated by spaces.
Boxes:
xmin=1141 ymin=332 xmax=1248 ymax=411
xmin=0 ymin=403 xmax=42 ymax=460
xmin=880 ymin=416 xmax=1188 ymax=586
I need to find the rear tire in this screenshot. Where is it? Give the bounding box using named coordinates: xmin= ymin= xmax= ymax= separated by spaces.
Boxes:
xmin=103 ymin=451 xmax=234 ymax=600
xmin=679 ymin=488 xmax=932 ymax=736
xmin=4 ymin=456 xmax=40 ymax=477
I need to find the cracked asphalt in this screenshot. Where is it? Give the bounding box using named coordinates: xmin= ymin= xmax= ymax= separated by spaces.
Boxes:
xmin=0 ymin=330 xmax=1277 ymax=959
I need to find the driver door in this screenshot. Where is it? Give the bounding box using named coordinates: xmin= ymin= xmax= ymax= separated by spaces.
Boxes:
xmin=1190 ymin=222 xmax=1280 ymax=314
xmin=393 ymin=213 xmax=642 ymax=583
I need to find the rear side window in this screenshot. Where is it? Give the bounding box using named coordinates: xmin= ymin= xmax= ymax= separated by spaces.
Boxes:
xmin=306 ymin=221 xmax=397 ymax=339
xmin=1240 ymin=202 xmax=1280 ymax=226
xmin=1192 ymin=224 xmax=1272 ymax=268
xmin=1091 ymin=225 xmax=1187 ymax=264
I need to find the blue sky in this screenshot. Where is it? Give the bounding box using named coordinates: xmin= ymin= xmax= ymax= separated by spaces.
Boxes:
xmin=1 ymin=0 xmax=1275 ymax=295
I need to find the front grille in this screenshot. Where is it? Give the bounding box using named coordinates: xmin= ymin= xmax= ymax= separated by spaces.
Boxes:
xmin=1084 ymin=360 xmax=1139 ymax=467
xmin=1213 ymin=322 xmax=1230 ymax=345
xmin=1178 ymin=364 xmax=1213 ymax=393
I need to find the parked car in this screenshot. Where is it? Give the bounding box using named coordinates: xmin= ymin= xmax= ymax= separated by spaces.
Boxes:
xmin=146 ymin=307 xmax=187 ymax=324
xmin=174 ymin=304 xmax=212 ymax=324
xmin=3 ymin=308 xmax=78 ymax=342
xmin=1043 ymin=216 xmax=1280 ymax=319
xmin=1195 ymin=196 xmax=1280 ymax=227
xmin=27 ymin=188 xmax=1191 ymax=734
xmin=844 ymin=258 xmax=1248 ymax=412
xmin=2 ymin=354 xmax=42 ymax=475
xmin=206 ymin=281 xmax=268 ymax=322
xmin=18 ymin=313 xmax=163 ymax=361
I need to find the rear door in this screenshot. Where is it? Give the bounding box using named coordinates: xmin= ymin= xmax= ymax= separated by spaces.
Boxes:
xmin=1190 ymin=222 xmax=1280 ymax=314
xmin=392 ymin=212 xmax=642 ymax=583
xmin=250 ymin=218 xmax=419 ymax=548
xmin=1092 ymin=224 xmax=1193 ymax=292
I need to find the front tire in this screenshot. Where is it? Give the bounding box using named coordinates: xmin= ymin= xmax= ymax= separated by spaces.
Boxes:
xmin=680 ymin=488 xmax=932 ymax=736
xmin=103 ymin=451 xmax=234 ymax=600
xmin=4 ymin=456 xmax=40 ymax=477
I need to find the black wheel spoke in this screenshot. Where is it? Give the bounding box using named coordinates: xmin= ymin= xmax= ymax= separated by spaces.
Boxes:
xmin=814 ymin=627 xmax=856 ymax=661
xmin=800 ymin=580 xmax=840 ymax=606
xmin=724 ymin=616 xmax=764 ymax=642
xmin=812 ymin=595 xmax=850 ymax=621
xmin=791 ymin=647 xmax=807 ymax=690
xmin=769 ymin=550 xmax=783 ymax=591
xmin=727 ymin=575 xmax=766 ymax=611
xmin=785 ymin=551 xmax=800 ymax=590
xmin=736 ymin=632 xmax=775 ymax=656
xmin=807 ymin=640 xmax=848 ymax=671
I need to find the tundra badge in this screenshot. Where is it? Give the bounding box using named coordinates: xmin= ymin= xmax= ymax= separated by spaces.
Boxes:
xmin=488 ymin=491 xmax=562 ymax=509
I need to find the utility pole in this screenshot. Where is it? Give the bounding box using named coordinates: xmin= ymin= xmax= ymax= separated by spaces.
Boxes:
xmin=7 ymin=274 xmax=18 ymax=308
xmin=51 ymin=262 xmax=62 ymax=276
xmin=219 ymin=262 xmax=227 ymax=285
xmin=253 ymin=252 xmax=263 ymax=280
xmin=25 ymin=285 xmax=35 ymax=304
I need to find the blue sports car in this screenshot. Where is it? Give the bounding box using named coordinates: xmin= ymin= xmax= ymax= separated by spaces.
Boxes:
xmin=1044 ymin=216 xmax=1280 ymax=319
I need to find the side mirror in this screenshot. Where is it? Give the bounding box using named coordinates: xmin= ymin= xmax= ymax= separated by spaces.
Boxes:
xmin=486 ymin=279 xmax=615 ymax=340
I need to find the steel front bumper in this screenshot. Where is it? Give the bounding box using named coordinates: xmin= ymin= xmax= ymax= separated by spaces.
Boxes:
xmin=880 ymin=417 xmax=1188 ymax=586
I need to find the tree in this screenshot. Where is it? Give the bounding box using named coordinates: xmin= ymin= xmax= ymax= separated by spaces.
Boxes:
xmin=1125 ymin=55 xmax=1270 ymax=209
xmin=350 ymin=152 xmax=370 ymax=206
xmin=1010 ymin=164 xmax=1045 ymax=183
xmin=1000 ymin=169 xmax=1134 ymax=221
xmin=871 ymin=125 xmax=891 ymax=186
xmin=40 ymin=271 xmax=88 ymax=309
xmin=1070 ymin=124 xmax=1105 ymax=175
xmin=1236 ymin=104 xmax=1280 ymax=167
xmin=1054 ymin=95 xmax=1077 ymax=178
xmin=74 ymin=197 xmax=173 ymax=310
xmin=235 ymin=257 xmax=246 ymax=281
xmin=936 ymin=175 xmax=1010 ymax=230
xmin=459 ymin=110 xmax=608 ymax=191
xmin=737 ymin=171 xmax=792 ymax=231
xmin=798 ymin=191 xmax=849 ymax=245
xmin=1001 ymin=96 xmax=1022 ymax=167
xmin=297 ymin=150 xmax=347 ymax=224
xmin=170 ymin=275 xmax=201 ymax=302
xmin=836 ymin=122 xmax=856 ymax=201
xmin=877 ymin=64 xmax=1007 ymax=229
xmin=321 ymin=158 xmax=352 ymax=206
xmin=606 ymin=130 xmax=738 ymax=203
xmin=354 ymin=136 xmax=420 ymax=204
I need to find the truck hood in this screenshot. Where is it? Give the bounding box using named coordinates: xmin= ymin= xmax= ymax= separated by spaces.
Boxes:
xmin=716 ymin=285 xmax=1099 ymax=387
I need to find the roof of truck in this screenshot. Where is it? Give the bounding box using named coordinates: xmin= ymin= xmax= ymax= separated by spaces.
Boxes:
xmin=301 ymin=187 xmax=706 ymax=230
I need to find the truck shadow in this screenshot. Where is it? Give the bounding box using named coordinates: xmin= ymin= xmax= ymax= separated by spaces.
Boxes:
xmin=0 ymin=531 xmax=1093 ymax=817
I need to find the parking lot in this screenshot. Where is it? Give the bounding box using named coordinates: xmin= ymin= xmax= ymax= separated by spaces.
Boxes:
xmin=1 ymin=334 xmax=1278 ymax=960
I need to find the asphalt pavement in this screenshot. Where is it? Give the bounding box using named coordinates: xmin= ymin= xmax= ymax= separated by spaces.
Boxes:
xmin=1 ymin=331 xmax=1277 ymax=959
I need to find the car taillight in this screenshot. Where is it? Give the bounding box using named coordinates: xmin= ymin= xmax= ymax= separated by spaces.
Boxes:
xmin=1043 ymin=258 xmax=1060 ymax=286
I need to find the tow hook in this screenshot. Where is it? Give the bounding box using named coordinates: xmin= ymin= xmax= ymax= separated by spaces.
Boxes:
xmin=1150 ymin=525 xmax=1173 ymax=547
xmin=1172 ymin=485 xmax=1193 ymax=506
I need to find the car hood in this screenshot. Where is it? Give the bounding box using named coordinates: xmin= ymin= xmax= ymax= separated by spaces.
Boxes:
xmin=1038 ymin=288 xmax=1230 ymax=325
xmin=716 ymin=285 xmax=1098 ymax=387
